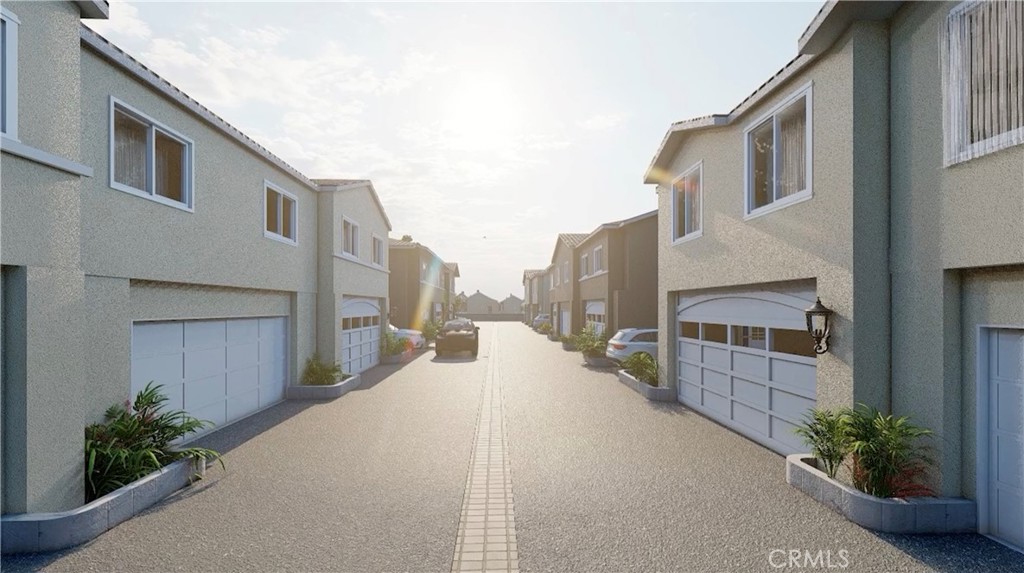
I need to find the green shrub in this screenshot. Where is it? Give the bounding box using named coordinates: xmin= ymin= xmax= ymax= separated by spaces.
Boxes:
xmin=381 ymin=330 xmax=410 ymax=356
xmin=572 ymin=325 xmax=610 ymax=357
xmin=622 ymin=352 xmax=658 ymax=386
xmin=537 ymin=323 xmax=552 ymax=335
xmin=794 ymin=408 xmax=850 ymax=479
xmin=845 ymin=404 xmax=934 ymax=498
xmin=300 ymin=353 xmax=348 ymax=385
xmin=84 ymin=382 xmax=222 ymax=502
xmin=422 ymin=319 xmax=444 ymax=342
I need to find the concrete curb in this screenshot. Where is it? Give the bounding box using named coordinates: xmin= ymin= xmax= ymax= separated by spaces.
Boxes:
xmin=285 ymin=373 xmax=362 ymax=400
xmin=616 ymin=369 xmax=676 ymax=402
xmin=583 ymin=355 xmax=615 ymax=368
xmin=785 ymin=454 xmax=976 ymax=533
xmin=1 ymin=458 xmax=204 ymax=554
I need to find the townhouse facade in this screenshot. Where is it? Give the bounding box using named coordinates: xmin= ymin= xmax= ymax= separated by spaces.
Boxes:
xmin=388 ymin=238 xmax=457 ymax=329
xmin=646 ymin=0 xmax=1024 ymax=547
xmin=521 ymin=269 xmax=548 ymax=324
xmin=1 ymin=1 xmax=393 ymax=514
xmin=576 ymin=210 xmax=658 ymax=336
xmin=499 ymin=294 xmax=523 ymax=315
xmin=547 ymin=233 xmax=588 ymax=337
xmin=465 ymin=290 xmax=501 ymax=314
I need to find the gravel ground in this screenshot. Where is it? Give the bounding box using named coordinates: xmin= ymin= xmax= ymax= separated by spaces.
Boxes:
xmin=496 ymin=323 xmax=1022 ymax=573
xmin=3 ymin=322 xmax=1021 ymax=572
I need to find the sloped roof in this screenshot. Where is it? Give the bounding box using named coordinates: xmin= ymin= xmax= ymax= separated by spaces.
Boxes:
xmin=559 ymin=233 xmax=590 ymax=248
xmin=314 ymin=179 xmax=392 ymax=231
xmin=579 ymin=210 xmax=657 ymax=247
xmin=388 ymin=237 xmax=448 ymax=266
xmin=444 ymin=262 xmax=461 ymax=277
xmin=522 ymin=268 xmax=545 ymax=283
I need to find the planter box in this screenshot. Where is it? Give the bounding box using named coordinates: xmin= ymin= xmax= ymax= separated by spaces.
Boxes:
xmin=1 ymin=457 xmax=204 ymax=554
xmin=285 ymin=373 xmax=362 ymax=400
xmin=583 ymin=355 xmax=615 ymax=368
xmin=561 ymin=340 xmax=576 ymax=351
xmin=785 ymin=454 xmax=976 ymax=534
xmin=616 ymin=369 xmax=676 ymax=402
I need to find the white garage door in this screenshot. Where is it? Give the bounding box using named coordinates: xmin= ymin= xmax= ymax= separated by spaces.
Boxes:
xmin=584 ymin=300 xmax=606 ymax=336
xmin=986 ymin=328 xmax=1024 ymax=550
xmin=131 ymin=317 xmax=288 ymax=438
xmin=676 ymin=291 xmax=816 ymax=455
xmin=560 ymin=308 xmax=571 ymax=336
xmin=341 ymin=297 xmax=381 ymax=375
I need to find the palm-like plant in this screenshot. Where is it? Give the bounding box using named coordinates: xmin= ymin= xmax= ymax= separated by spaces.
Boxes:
xmin=845 ymin=404 xmax=934 ymax=498
xmin=794 ymin=408 xmax=850 ymax=479
xmin=301 ymin=353 xmax=346 ymax=385
xmin=84 ymin=382 xmax=222 ymax=501
xmin=622 ymin=352 xmax=658 ymax=386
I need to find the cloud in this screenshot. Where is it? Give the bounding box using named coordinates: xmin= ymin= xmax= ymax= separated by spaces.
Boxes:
xmin=368 ymin=8 xmax=403 ymax=25
xmin=103 ymin=0 xmax=151 ymax=40
xmin=578 ymin=113 xmax=627 ymax=131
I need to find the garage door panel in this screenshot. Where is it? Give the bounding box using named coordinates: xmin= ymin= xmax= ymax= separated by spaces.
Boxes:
xmin=259 ymin=337 xmax=287 ymax=364
xmin=996 ymin=331 xmax=1024 ymax=378
xmin=185 ymin=321 xmax=226 ymax=350
xmin=732 ymin=351 xmax=764 ymax=379
xmin=771 ymin=388 xmax=815 ymax=421
xmin=260 ymin=359 xmax=286 ymax=386
xmin=996 ymin=434 xmax=1023 ymax=486
xmin=157 ymin=383 xmax=185 ymax=413
xmin=702 ymin=346 xmax=729 ymax=369
xmin=226 ymin=388 xmax=260 ymax=423
xmin=996 ymin=383 xmax=1023 ymax=434
xmin=771 ymin=417 xmax=803 ymax=451
xmin=733 ymin=401 xmax=766 ymax=433
xmin=185 ymin=347 xmax=226 ymax=381
xmin=261 ymin=379 xmax=286 ymax=408
xmin=679 ymin=381 xmax=700 ymax=403
xmin=703 ymin=368 xmax=730 ymax=395
xmin=184 ymin=374 xmax=227 ymax=411
xmin=190 ymin=400 xmax=226 ymax=427
xmin=132 ymin=353 xmax=183 ymax=387
xmin=732 ymin=376 xmax=765 ymax=405
xmin=133 ymin=322 xmax=183 ymax=357
xmin=227 ymin=365 xmax=260 ymax=395
xmin=226 ymin=319 xmax=259 ymax=343
xmin=703 ymin=389 xmax=730 ymax=416
xmin=770 ymin=358 xmax=816 ymax=395
xmin=227 ymin=342 xmax=259 ymax=372
xmin=680 ymin=341 xmax=701 ymax=362
xmin=679 ymin=361 xmax=701 ymax=385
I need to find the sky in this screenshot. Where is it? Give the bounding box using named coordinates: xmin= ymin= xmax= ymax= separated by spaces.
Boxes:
xmin=86 ymin=0 xmax=824 ymax=300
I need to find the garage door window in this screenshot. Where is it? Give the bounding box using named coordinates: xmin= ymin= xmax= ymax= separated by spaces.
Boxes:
xmin=732 ymin=325 xmax=767 ymax=349
xmin=680 ymin=321 xmax=699 ymax=339
xmin=701 ymin=323 xmax=728 ymax=344
xmin=770 ymin=328 xmax=816 ymax=358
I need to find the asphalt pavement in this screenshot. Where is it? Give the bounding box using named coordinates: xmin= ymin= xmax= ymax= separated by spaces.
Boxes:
xmin=3 ymin=322 xmax=1022 ymax=572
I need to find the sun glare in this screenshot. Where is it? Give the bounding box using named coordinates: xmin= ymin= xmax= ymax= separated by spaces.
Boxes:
xmin=442 ymin=73 xmax=523 ymax=151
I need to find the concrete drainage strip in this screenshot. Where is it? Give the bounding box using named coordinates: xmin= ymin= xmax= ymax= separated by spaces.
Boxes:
xmin=786 ymin=454 xmax=976 ymax=534
xmin=2 ymin=374 xmax=365 ymax=554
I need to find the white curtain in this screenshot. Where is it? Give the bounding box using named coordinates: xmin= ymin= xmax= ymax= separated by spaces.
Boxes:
xmin=777 ymin=98 xmax=806 ymax=199
xmin=114 ymin=110 xmax=147 ymax=190
xmin=154 ymin=131 xmax=184 ymax=202
xmin=942 ymin=0 xmax=1024 ymax=165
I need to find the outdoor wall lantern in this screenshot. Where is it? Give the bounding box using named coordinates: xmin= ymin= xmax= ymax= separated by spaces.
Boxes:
xmin=804 ymin=297 xmax=834 ymax=355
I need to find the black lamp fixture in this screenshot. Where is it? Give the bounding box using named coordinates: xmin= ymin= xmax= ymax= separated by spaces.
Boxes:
xmin=804 ymin=297 xmax=834 ymax=355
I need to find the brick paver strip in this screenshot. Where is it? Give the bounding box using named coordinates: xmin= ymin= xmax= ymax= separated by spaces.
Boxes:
xmin=452 ymin=332 xmax=519 ymax=573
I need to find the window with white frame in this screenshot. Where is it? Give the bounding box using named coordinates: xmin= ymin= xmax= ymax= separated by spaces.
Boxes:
xmin=942 ymin=0 xmax=1024 ymax=166
xmin=1 ymin=7 xmax=19 ymax=140
xmin=562 ymin=261 xmax=569 ymax=283
xmin=342 ymin=218 xmax=359 ymax=256
xmin=264 ymin=181 xmax=296 ymax=243
xmin=744 ymin=84 xmax=812 ymax=217
xmin=593 ymin=246 xmax=604 ymax=273
xmin=580 ymin=254 xmax=589 ymax=278
xmin=672 ymin=162 xmax=702 ymax=241
xmin=372 ymin=236 xmax=384 ymax=265
xmin=110 ymin=99 xmax=194 ymax=210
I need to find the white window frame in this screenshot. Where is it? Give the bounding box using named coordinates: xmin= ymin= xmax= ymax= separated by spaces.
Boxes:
xmin=593 ymin=246 xmax=604 ymax=273
xmin=108 ymin=97 xmax=195 ymax=212
xmin=943 ymin=0 xmax=1024 ymax=166
xmin=742 ymin=82 xmax=813 ymax=220
xmin=1 ymin=7 xmax=20 ymax=141
xmin=371 ymin=234 xmax=385 ymax=267
xmin=341 ymin=216 xmax=360 ymax=258
xmin=671 ymin=161 xmax=704 ymax=244
xmin=579 ymin=254 xmax=589 ymax=280
xmin=263 ymin=180 xmax=297 ymax=246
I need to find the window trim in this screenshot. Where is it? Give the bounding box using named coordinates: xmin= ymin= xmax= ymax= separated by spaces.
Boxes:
xmin=579 ymin=253 xmax=589 ymax=280
xmin=562 ymin=261 xmax=569 ymax=284
xmin=108 ymin=96 xmax=195 ymax=212
xmin=671 ymin=160 xmax=704 ymax=244
xmin=1 ymin=6 xmax=20 ymax=141
xmin=371 ymin=233 xmax=385 ymax=267
xmin=341 ymin=216 xmax=360 ymax=258
xmin=263 ymin=179 xmax=297 ymax=246
xmin=593 ymin=245 xmax=604 ymax=273
xmin=742 ymin=81 xmax=813 ymax=221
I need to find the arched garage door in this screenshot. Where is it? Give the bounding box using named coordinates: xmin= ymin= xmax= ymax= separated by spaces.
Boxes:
xmin=676 ymin=290 xmax=816 ymax=454
xmin=341 ymin=297 xmax=382 ymax=375
xmin=584 ymin=300 xmax=606 ymax=335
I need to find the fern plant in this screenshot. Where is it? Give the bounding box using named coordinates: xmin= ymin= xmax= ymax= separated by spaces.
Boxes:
xmin=622 ymin=352 xmax=658 ymax=386
xmin=301 ymin=353 xmax=347 ymax=385
xmin=794 ymin=408 xmax=850 ymax=479
xmin=573 ymin=325 xmax=610 ymax=357
xmin=84 ymin=382 xmax=222 ymax=502
xmin=845 ymin=404 xmax=934 ymax=498
xmin=381 ymin=330 xmax=410 ymax=356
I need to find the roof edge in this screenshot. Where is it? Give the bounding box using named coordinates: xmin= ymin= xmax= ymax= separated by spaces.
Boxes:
xmin=799 ymin=1 xmax=903 ymax=55
xmin=76 ymin=1 xmax=109 ymax=19
xmin=313 ymin=179 xmax=393 ymax=231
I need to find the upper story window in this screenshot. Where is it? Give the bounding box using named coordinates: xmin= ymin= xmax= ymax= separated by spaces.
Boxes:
xmin=579 ymin=254 xmax=589 ymax=278
xmin=672 ymin=162 xmax=702 ymax=242
xmin=553 ymin=267 xmax=560 ymax=287
xmin=1 ymin=7 xmax=19 ymax=140
xmin=110 ymin=98 xmax=194 ymax=211
xmin=562 ymin=261 xmax=569 ymax=283
xmin=372 ymin=235 xmax=384 ymax=266
xmin=342 ymin=218 xmax=359 ymax=256
xmin=744 ymin=83 xmax=812 ymax=219
xmin=264 ymin=181 xmax=297 ymax=244
xmin=942 ymin=0 xmax=1024 ymax=166
xmin=593 ymin=246 xmax=604 ymax=273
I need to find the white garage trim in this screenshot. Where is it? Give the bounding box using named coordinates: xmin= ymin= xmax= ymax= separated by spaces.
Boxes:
xmin=976 ymin=325 xmax=1024 ymax=551
xmin=677 ymin=290 xmax=812 ymax=330
xmin=341 ymin=297 xmax=381 ymax=317
xmin=341 ymin=296 xmax=383 ymax=375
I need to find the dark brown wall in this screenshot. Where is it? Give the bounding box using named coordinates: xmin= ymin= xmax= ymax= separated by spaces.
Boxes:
xmin=614 ymin=216 xmax=658 ymax=329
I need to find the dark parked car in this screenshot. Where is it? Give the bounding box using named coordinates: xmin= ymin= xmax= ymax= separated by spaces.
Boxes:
xmin=436 ymin=318 xmax=479 ymax=357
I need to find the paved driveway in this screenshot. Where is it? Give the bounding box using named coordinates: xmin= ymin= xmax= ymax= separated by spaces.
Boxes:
xmin=3 ymin=323 xmax=1021 ymax=572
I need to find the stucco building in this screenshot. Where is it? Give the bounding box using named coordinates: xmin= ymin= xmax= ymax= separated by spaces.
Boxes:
xmin=522 ymin=269 xmax=548 ymax=324
xmin=646 ymin=0 xmax=1024 ymax=547
xmin=388 ymin=238 xmax=457 ymax=329
xmin=547 ymin=233 xmax=588 ymax=337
